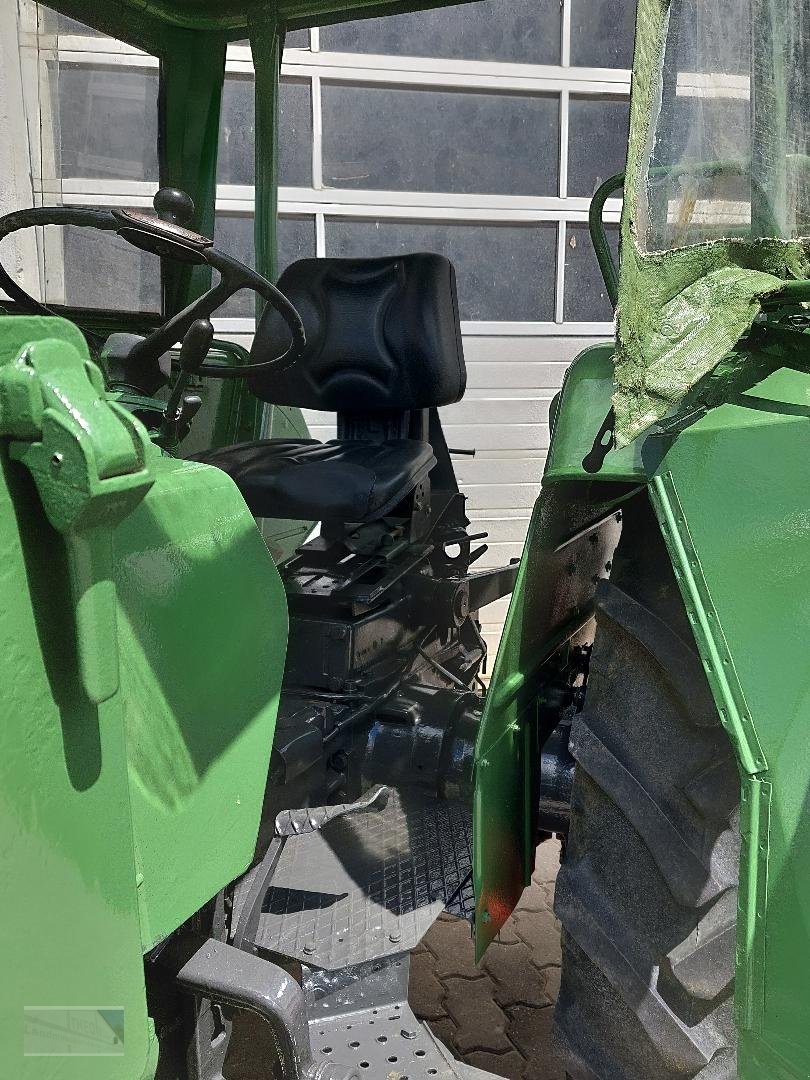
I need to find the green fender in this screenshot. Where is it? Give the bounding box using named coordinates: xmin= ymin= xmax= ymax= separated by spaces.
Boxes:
xmin=474 ymin=343 xmax=636 ymax=957
xmin=476 ymin=340 xmax=810 ymax=1078
xmin=0 ymin=317 xmax=288 ymax=1078
xmin=649 ymin=363 xmax=810 ymax=1079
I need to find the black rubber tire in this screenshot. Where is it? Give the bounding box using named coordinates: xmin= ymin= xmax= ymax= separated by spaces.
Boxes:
xmin=553 ymin=493 xmax=741 ymax=1080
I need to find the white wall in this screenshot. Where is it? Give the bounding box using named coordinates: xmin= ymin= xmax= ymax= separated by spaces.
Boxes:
xmin=303 ymin=331 xmax=610 ymax=664
xmin=0 ymin=0 xmax=39 ymax=297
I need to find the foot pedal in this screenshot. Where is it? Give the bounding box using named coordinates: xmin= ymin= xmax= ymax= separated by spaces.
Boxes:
xmin=275 ymin=786 xmax=390 ymax=837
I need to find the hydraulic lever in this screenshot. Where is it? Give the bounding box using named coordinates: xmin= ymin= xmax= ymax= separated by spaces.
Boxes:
xmin=157 ymin=318 xmax=213 ymax=448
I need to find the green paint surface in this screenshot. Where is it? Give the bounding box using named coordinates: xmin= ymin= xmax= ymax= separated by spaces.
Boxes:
xmin=0 ymin=317 xmax=155 ymax=1079
xmin=51 ymin=0 xmax=478 ymax=38
xmin=475 ymin=344 xmax=643 ymax=958
xmin=545 ymin=342 xmax=648 ymax=484
xmin=0 ymin=316 xmax=289 ymax=1076
xmin=474 ymin=370 xmax=630 ymax=958
xmin=649 ymin=359 xmax=810 ymax=1079
xmin=115 ymin=455 xmax=287 ymax=948
xmin=473 ymin=503 xmax=545 ymax=958
xmin=479 ymin=326 xmax=810 ymax=1075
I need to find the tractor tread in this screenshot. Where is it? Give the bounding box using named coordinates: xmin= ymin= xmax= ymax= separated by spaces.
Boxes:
xmin=553 ymin=494 xmax=739 ymax=1080
xmin=568 ymin=716 xmax=734 ymax=908
xmin=665 ymin=889 xmax=737 ymax=1002
xmin=595 ymin=580 xmax=719 ymax=728
xmin=555 ymin=861 xmax=724 ymax=1073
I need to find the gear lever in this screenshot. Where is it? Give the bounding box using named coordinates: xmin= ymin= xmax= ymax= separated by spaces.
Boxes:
xmin=158 ymin=317 xmax=213 ymax=448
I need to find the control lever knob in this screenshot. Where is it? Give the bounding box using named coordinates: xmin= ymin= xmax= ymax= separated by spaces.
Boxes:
xmin=177 ymin=317 xmax=214 ymax=375
xmin=153 ymin=187 xmax=195 ymax=226
xmin=158 ymin=319 xmax=214 ymax=448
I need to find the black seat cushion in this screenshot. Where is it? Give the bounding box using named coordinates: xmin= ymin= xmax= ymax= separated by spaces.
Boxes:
xmin=248 ymin=254 xmax=466 ymax=411
xmin=195 ymin=438 xmax=436 ymax=522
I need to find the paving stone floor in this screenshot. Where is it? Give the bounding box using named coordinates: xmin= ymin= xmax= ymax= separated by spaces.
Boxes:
xmin=409 ymin=839 xmax=566 ymax=1079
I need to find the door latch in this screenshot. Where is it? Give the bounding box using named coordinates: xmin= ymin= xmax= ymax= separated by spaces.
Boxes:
xmin=0 ymin=333 xmax=155 ymax=703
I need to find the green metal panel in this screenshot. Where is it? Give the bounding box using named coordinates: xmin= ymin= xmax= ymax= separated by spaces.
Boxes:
xmin=158 ymin=24 xmax=271 ymax=452
xmin=544 ymin=343 xmax=649 ymax=485
xmin=251 ymin=17 xmax=282 ymax=293
xmin=647 ymin=359 xmax=810 ymax=1079
xmin=472 ymin=504 xmax=546 ymax=958
xmin=0 ymin=317 xmax=155 ymax=1079
xmin=115 ymin=455 xmax=288 ymax=948
xmin=474 ymin=344 xmax=645 ymax=958
xmin=479 ymin=332 xmax=810 ymax=1073
xmin=0 ymin=316 xmax=290 ymax=1075
xmin=473 ymin=474 xmax=628 ymax=958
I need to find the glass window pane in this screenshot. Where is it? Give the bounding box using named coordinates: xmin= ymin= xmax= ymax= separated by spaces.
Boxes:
xmin=57 ymin=224 xmax=161 ymax=311
xmin=214 ymin=215 xmax=316 ymax=316
xmin=284 ymin=28 xmax=310 ymax=48
xmin=563 ymin=223 xmax=618 ymax=322
xmin=320 ymin=0 xmax=561 ymax=65
xmin=218 ymin=77 xmax=312 ymax=187
xmin=54 ymin=63 xmax=159 ymax=180
xmin=48 ymin=12 xmax=102 ymax=34
xmin=570 ymin=0 xmax=637 ymax=69
xmin=322 ymin=85 xmax=559 ymax=195
xmin=325 ymin=218 xmax=556 ymax=321
xmin=232 ymin=31 xmax=310 ymax=48
xmin=568 ymin=96 xmax=630 ymax=197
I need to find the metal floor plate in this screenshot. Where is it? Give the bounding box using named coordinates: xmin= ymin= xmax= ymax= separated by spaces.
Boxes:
xmin=254 ymin=787 xmax=473 ymax=970
xmin=304 ymin=955 xmax=498 ymax=1080
xmin=311 ymin=1000 xmax=473 ymax=1080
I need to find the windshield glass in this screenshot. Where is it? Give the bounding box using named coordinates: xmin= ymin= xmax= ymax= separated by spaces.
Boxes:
xmin=31 ymin=6 xmax=162 ymax=312
xmin=640 ymin=0 xmax=810 ymax=251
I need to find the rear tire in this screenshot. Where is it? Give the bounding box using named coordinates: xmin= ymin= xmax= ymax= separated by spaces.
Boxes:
xmin=554 ymin=494 xmax=740 ymax=1080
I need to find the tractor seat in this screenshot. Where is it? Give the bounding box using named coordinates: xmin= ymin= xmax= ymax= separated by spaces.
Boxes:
xmin=193 ymin=253 xmax=465 ymax=524
xmin=197 ymin=437 xmax=435 ymax=522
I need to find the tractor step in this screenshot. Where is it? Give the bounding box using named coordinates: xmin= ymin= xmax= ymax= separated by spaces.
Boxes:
xmin=254 ymin=786 xmax=474 ymax=970
xmin=305 ymin=949 xmax=491 ymax=1080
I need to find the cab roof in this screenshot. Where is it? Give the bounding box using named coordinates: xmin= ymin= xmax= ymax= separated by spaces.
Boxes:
xmin=50 ymin=0 xmax=475 ymax=42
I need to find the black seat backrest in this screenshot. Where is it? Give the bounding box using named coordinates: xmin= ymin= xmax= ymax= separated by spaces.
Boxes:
xmin=248 ymin=254 xmax=466 ymax=412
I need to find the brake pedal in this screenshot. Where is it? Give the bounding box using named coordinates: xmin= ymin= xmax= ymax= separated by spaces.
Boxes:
xmin=274 ymin=785 xmax=390 ymax=837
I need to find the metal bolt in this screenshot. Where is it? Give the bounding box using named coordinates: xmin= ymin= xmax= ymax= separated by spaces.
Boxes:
xmin=388 ymin=931 xmax=401 ymax=944
xmin=400 ymin=1029 xmax=418 ymax=1040
xmin=303 ymin=943 xmax=316 ymax=956
xmin=51 ymin=452 xmax=64 ymax=467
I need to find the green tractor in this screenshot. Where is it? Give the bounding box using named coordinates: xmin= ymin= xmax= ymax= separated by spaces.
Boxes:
xmin=2 ymin=0 xmax=810 ymax=1078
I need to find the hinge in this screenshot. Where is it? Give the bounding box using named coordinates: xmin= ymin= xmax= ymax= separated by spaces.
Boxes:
xmin=0 ymin=336 xmax=155 ymax=703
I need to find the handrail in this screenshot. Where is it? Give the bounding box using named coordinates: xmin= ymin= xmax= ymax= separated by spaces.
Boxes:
xmin=588 ymin=172 xmax=625 ymax=310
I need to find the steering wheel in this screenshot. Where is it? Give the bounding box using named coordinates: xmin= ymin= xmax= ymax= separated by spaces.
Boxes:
xmin=0 ymin=188 xmax=306 ymax=378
